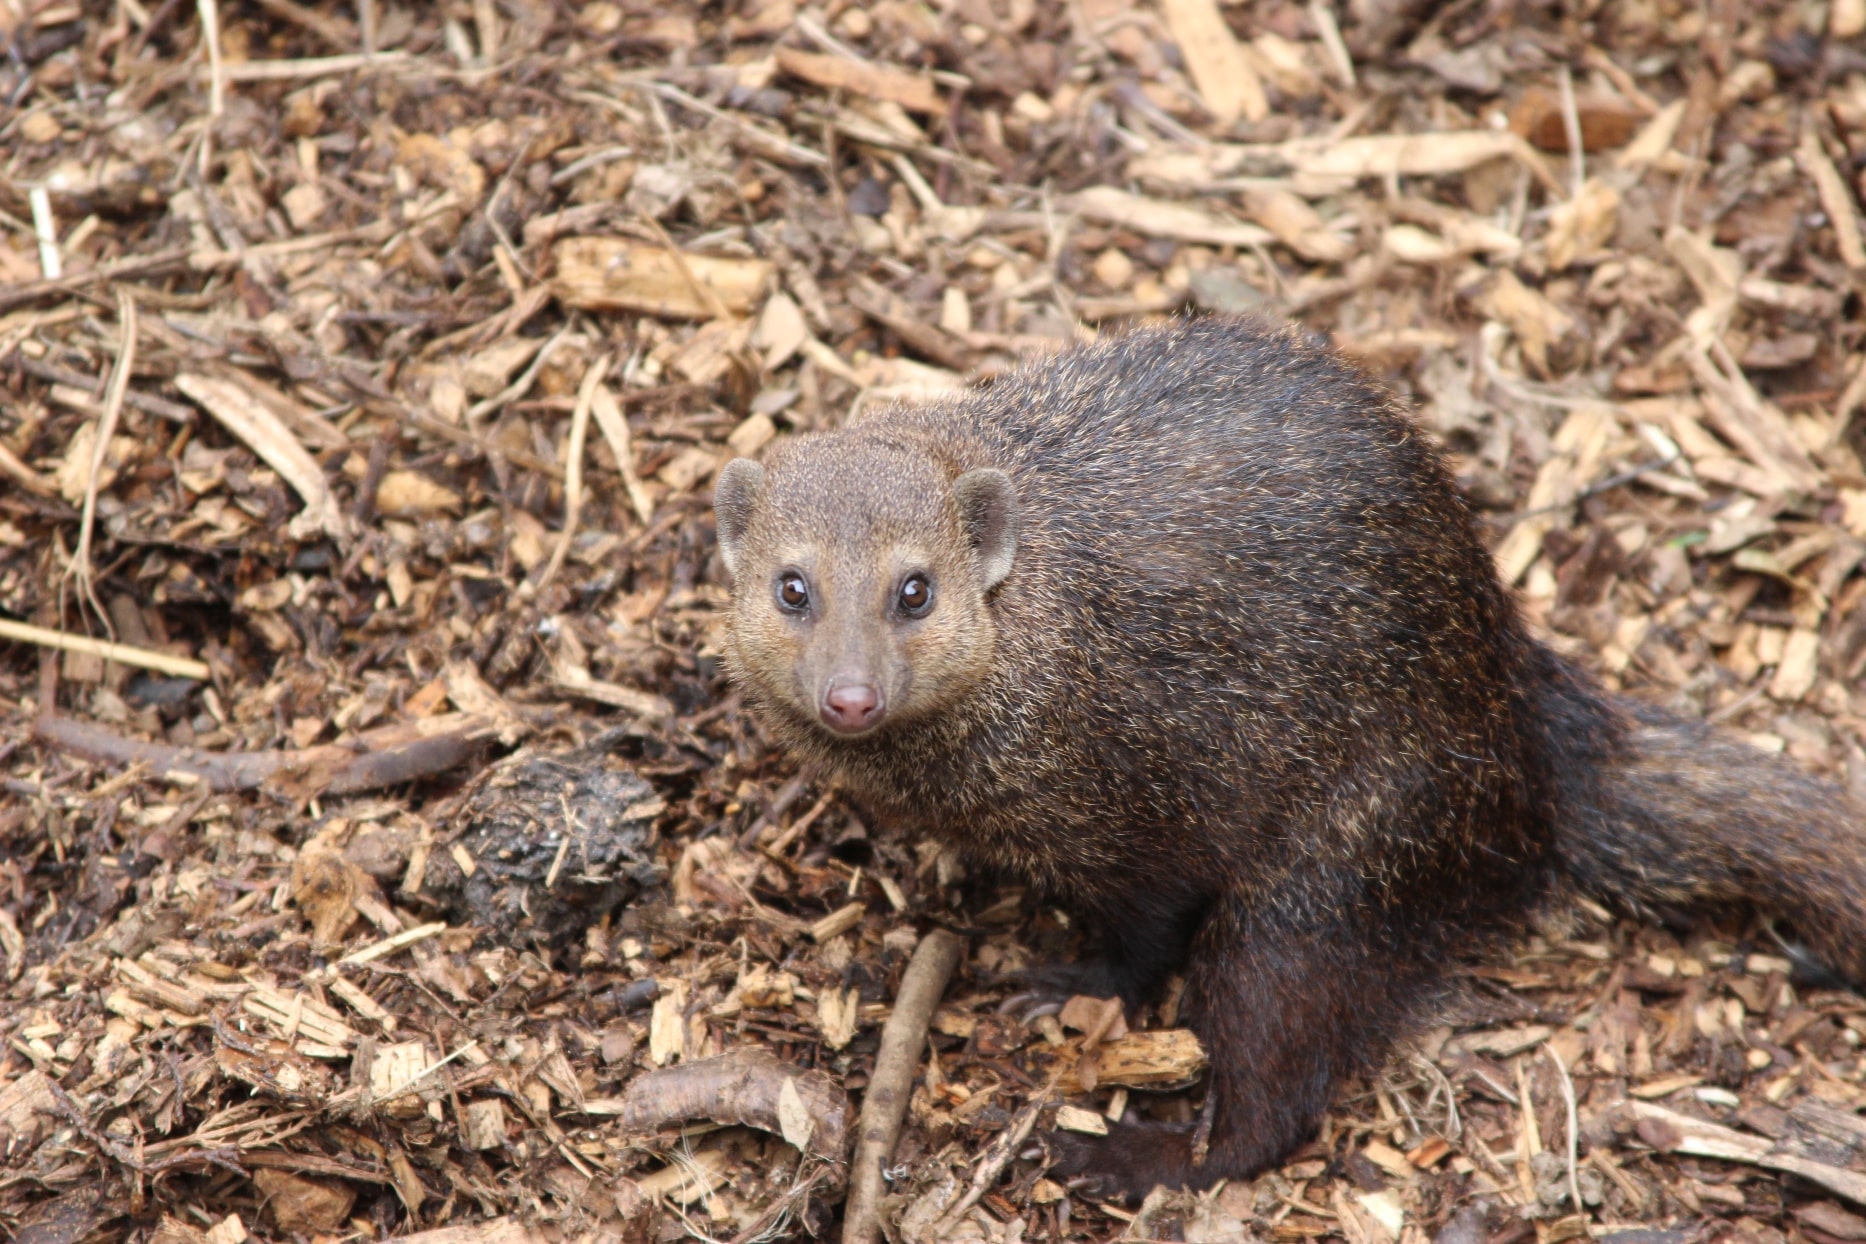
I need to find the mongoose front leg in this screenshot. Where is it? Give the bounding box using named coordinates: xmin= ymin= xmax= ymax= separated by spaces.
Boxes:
xmin=1053 ymin=893 xmax=1430 ymax=1196
xmin=1006 ymin=890 xmax=1212 ymax=1012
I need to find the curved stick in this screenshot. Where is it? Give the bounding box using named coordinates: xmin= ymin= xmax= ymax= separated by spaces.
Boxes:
xmin=619 ymin=1046 xmax=852 ymax=1164
xmin=840 ymin=928 xmax=964 ymax=1244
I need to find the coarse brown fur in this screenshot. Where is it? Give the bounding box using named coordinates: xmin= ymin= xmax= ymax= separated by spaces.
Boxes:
xmin=712 ymin=317 xmax=1866 ymax=1197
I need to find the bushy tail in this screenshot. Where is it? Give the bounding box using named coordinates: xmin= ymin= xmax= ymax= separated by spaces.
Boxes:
xmin=1554 ymin=697 xmax=1866 ymax=985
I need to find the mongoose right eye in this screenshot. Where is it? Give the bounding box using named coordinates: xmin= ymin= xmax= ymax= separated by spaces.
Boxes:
xmin=777 ymin=573 xmax=811 ymax=612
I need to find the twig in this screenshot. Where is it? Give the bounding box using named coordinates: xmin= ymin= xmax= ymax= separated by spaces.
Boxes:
xmin=0 ymin=440 xmax=56 ymax=497
xmin=1831 ymin=353 xmax=1866 ymax=447
xmin=196 ymin=0 xmax=224 ymax=116
xmin=129 ymin=0 xmax=189 ymax=59
xmin=1486 ymin=454 xmax=1682 ymax=527
xmin=28 ymin=186 xmax=60 ymax=279
xmin=0 ymin=618 xmax=208 ymax=680
xmin=932 ymin=1079 xmax=1053 ymax=1235
xmin=728 ymin=1165 xmax=838 ymax=1244
xmin=1309 ymin=0 xmax=1355 ymax=88
xmin=0 ymin=248 xmax=195 ymax=314
xmin=841 ymin=928 xmax=964 ymax=1244
xmin=33 ymin=710 xmax=496 ymax=793
xmin=534 ymin=353 xmax=608 ymax=592
xmin=1799 ymin=127 xmax=1866 ymax=271
xmin=464 ymin=324 xmax=574 ymax=424
xmin=250 ymin=0 xmax=357 ymax=51
xmin=1544 ymin=1043 xmax=1583 ymax=1214
xmin=175 ymin=372 xmax=354 ymax=545
xmin=1590 ymin=1148 xmax=1647 ymax=1211
xmin=1556 ymin=66 xmax=1584 ymax=199
xmin=65 ymin=288 xmax=138 ymax=636
xmin=589 ymin=359 xmax=655 ymax=524
xmin=639 ymin=81 xmax=828 ymax=168
xmin=1189 ymin=1090 xmax=1217 ymax=1168
xmin=210 ymin=49 xmax=411 ymax=81
xmin=8 ymin=353 xmax=196 ymax=423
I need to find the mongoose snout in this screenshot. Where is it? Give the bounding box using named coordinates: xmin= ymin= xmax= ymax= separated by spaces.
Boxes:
xmin=821 ymin=677 xmax=885 ymax=733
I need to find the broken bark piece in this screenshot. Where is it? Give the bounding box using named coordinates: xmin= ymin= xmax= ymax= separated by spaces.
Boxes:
xmin=1242 ymin=188 xmax=1354 ymax=264
xmin=1292 ymin=131 xmax=1563 ymax=197
xmin=242 ymin=984 xmax=361 ymax=1056
xmin=174 ymin=372 xmax=354 ymax=546
xmin=552 ymin=238 xmax=774 ymax=319
xmin=1158 ymin=0 xmax=1267 ymax=125
xmin=1057 ymin=1029 xmax=1208 ymax=1093
xmin=0 ymin=1070 xmax=59 ymax=1158
xmin=214 ymin=1032 xmax=342 ymax=1106
xmin=459 ymin=1098 xmax=509 ymax=1151
xmin=253 ymin=1169 xmax=356 ymax=1235
xmin=614 ymin=1046 xmax=852 ymax=1164
xmin=1622 ymin=1101 xmax=1866 ymax=1207
xmin=775 ymin=48 xmax=941 ymax=114
xmin=9 ymin=1186 xmax=126 ymax=1244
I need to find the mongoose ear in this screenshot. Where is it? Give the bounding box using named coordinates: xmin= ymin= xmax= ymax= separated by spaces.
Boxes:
xmin=953 ymin=468 xmax=1018 ymax=590
xmin=713 ymin=458 xmax=766 ymax=582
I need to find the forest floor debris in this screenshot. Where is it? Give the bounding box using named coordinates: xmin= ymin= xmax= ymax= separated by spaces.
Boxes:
xmin=5 ymin=0 xmax=1866 ymax=1241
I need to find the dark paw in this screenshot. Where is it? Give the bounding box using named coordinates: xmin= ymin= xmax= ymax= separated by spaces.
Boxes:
xmin=1047 ymin=1119 xmax=1198 ymax=1200
xmin=990 ymin=961 xmax=1126 ymax=1023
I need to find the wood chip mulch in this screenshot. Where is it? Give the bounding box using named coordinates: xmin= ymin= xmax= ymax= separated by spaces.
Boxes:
xmin=5 ymin=1 xmax=1866 ymax=1242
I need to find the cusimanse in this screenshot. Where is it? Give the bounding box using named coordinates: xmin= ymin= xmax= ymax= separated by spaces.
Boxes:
xmin=711 ymin=316 xmax=1866 ymax=1196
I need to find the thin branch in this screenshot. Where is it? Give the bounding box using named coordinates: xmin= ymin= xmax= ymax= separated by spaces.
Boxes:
xmin=841 ymin=928 xmax=964 ymax=1244
xmin=534 ymin=353 xmax=608 ymax=593
xmin=0 ymin=618 xmax=208 ymax=680
xmin=64 ymin=287 xmax=138 ymax=637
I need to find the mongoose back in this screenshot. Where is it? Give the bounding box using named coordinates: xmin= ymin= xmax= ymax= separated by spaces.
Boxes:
xmin=712 ymin=317 xmax=1866 ymax=1195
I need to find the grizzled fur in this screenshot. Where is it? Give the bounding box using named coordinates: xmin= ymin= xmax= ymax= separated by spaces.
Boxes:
xmin=713 ymin=317 xmax=1866 ymax=1195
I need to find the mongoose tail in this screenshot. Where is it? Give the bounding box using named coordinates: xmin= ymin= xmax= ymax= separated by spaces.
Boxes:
xmin=1555 ymin=693 xmax=1866 ymax=986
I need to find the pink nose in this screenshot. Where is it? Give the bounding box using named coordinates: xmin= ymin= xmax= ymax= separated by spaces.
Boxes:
xmin=821 ymin=681 xmax=883 ymax=732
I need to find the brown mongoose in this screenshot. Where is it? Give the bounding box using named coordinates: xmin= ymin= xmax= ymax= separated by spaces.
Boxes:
xmin=711 ymin=316 xmax=1866 ymax=1196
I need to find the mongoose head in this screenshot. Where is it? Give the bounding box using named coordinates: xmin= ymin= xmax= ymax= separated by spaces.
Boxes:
xmin=713 ymin=437 xmax=1017 ymax=739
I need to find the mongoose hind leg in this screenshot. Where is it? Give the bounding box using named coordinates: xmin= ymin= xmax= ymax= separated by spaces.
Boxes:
xmin=1051 ymin=893 xmax=1432 ymax=1197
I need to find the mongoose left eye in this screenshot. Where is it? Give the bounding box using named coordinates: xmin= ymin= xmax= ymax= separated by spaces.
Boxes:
xmin=898 ymin=575 xmax=933 ymax=616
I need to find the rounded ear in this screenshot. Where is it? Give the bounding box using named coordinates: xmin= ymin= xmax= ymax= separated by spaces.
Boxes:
xmin=953 ymin=468 xmax=1018 ymax=590
xmin=713 ymin=458 xmax=766 ymax=582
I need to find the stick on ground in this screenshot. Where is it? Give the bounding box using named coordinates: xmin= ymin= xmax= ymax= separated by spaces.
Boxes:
xmin=34 ymin=711 xmax=493 ymax=794
xmin=840 ymin=928 xmax=963 ymax=1244
xmin=0 ymin=618 xmax=208 ymax=680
